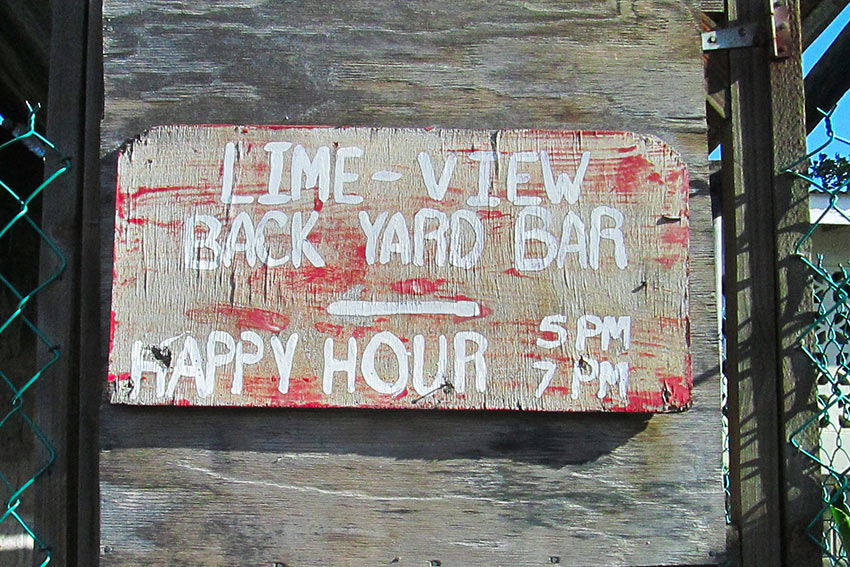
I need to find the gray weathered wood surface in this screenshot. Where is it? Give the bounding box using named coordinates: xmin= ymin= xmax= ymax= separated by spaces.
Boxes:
xmin=724 ymin=1 xmax=820 ymax=565
xmin=100 ymin=1 xmax=723 ymax=565
xmin=109 ymin=126 xmax=691 ymax=412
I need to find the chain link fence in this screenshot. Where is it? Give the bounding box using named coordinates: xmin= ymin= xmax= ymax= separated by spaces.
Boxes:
xmin=787 ymin=107 xmax=850 ymax=566
xmin=0 ymin=104 xmax=68 ymax=567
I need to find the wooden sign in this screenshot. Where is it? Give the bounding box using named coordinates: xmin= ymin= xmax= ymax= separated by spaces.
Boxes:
xmin=108 ymin=125 xmax=690 ymax=412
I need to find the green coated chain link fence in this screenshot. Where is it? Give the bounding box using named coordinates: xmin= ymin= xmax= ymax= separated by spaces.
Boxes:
xmin=0 ymin=104 xmax=68 ymax=567
xmin=787 ymin=107 xmax=850 ymax=566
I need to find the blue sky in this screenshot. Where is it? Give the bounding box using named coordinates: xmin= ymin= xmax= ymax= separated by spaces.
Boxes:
xmin=708 ymin=7 xmax=850 ymax=160
xmin=804 ymin=3 xmax=850 ymax=153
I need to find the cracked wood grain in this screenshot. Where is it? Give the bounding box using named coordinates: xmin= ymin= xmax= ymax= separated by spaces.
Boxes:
xmin=99 ymin=1 xmax=723 ymax=565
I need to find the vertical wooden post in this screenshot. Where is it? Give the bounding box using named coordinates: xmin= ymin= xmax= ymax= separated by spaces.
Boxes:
xmin=769 ymin=2 xmax=822 ymax=564
xmin=723 ymin=2 xmax=783 ymax=559
xmin=725 ymin=0 xmax=820 ymax=565
xmin=35 ymin=0 xmax=98 ymax=565
xmin=77 ymin=1 xmax=104 ymax=564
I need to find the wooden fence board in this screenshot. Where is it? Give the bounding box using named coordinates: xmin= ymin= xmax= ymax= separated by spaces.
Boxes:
xmin=770 ymin=2 xmax=822 ymax=564
xmin=99 ymin=1 xmax=723 ymax=565
xmin=724 ymin=1 xmax=821 ymax=565
xmin=100 ymin=403 xmax=723 ymax=567
xmin=31 ymin=1 xmax=92 ymax=565
xmin=78 ymin=2 xmax=106 ymax=565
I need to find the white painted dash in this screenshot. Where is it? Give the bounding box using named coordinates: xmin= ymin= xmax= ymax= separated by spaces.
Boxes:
xmin=371 ymin=171 xmax=403 ymax=182
xmin=327 ymin=300 xmax=480 ymax=318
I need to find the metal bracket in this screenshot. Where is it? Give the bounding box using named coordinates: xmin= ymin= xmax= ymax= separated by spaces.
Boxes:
xmin=770 ymin=2 xmax=793 ymax=58
xmin=702 ymin=24 xmax=760 ymax=52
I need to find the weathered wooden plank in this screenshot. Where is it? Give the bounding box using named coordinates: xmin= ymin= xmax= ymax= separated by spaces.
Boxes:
xmin=100 ymin=1 xmax=708 ymax=154
xmin=99 ymin=1 xmax=723 ymax=565
xmin=109 ymin=126 xmax=691 ymax=412
xmin=770 ymin=1 xmax=822 ymax=564
xmin=805 ymin=19 xmax=850 ymax=132
xmin=801 ymin=0 xmax=849 ymax=48
xmin=100 ymin=401 xmax=724 ymax=567
xmin=722 ymin=17 xmax=783 ymax=563
xmin=78 ymin=1 xmax=107 ymax=565
xmin=699 ymin=0 xmax=726 ymax=12
xmin=33 ymin=1 xmax=92 ymax=565
xmin=725 ymin=0 xmax=820 ymax=565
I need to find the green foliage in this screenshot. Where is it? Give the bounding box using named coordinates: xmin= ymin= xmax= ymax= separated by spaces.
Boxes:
xmin=810 ymin=153 xmax=850 ymax=193
xmin=832 ymin=501 xmax=850 ymax=554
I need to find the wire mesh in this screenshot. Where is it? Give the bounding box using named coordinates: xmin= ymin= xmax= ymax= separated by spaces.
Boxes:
xmin=0 ymin=103 xmax=68 ymax=567
xmin=787 ymin=107 xmax=850 ymax=566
